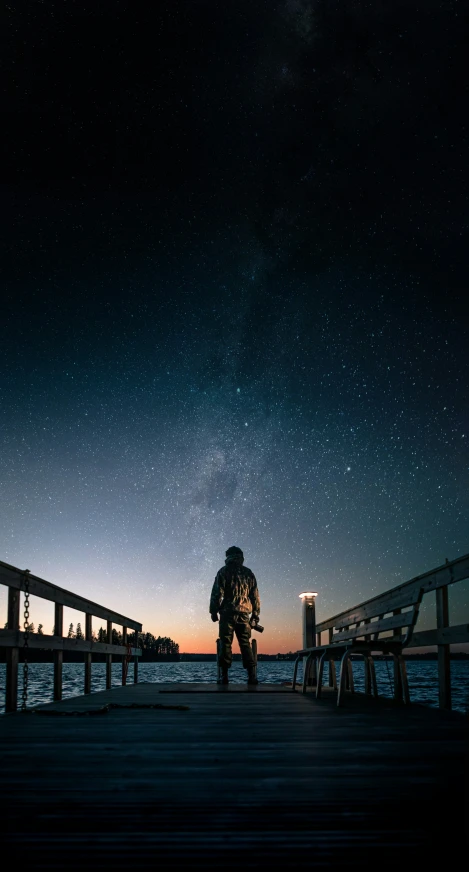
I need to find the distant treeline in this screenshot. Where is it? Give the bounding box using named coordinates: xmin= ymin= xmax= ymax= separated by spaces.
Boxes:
xmin=180 ymin=653 xmax=299 ymax=661
xmin=1 ymin=623 xmax=179 ymax=662
xmin=177 ymin=652 xmax=469 ymax=662
xmin=2 ymin=626 xmax=468 ymax=663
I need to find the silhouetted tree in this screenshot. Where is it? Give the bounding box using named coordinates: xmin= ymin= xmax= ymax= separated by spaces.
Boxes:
xmin=137 ymin=631 xmax=179 ymax=656
xmin=37 ymin=624 xmax=44 ymax=635
xmin=67 ymin=623 xmax=74 ymax=638
xmin=76 ymin=623 xmax=84 ymax=640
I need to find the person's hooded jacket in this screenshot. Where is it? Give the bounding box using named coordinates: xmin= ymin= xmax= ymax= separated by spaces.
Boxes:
xmin=209 ymin=548 xmax=260 ymax=620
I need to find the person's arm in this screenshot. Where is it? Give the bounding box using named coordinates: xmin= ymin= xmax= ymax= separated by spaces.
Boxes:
xmin=209 ymin=571 xmax=224 ymax=619
xmin=249 ymin=574 xmax=260 ymax=622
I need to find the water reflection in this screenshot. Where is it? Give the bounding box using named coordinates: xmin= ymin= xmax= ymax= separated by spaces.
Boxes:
xmin=0 ymin=660 xmax=467 ymax=714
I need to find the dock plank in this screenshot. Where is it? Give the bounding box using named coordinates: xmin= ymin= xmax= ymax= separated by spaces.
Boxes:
xmin=0 ymin=683 xmax=466 ymax=868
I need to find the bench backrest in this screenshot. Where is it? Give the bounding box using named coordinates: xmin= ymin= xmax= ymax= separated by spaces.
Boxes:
xmin=327 ymin=586 xmax=423 ymax=648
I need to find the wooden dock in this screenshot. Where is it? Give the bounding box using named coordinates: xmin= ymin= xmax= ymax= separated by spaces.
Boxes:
xmin=0 ymin=682 xmax=467 ymax=869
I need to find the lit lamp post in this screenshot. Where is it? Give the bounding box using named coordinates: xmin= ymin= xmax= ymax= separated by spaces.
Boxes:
xmin=299 ymin=591 xmax=318 ymax=686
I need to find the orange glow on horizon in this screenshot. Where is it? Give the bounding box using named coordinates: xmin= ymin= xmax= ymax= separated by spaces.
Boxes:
xmin=174 ymin=626 xmax=301 ymax=656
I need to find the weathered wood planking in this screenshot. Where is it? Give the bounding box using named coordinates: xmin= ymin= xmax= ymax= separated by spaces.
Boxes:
xmin=0 ymin=683 xmax=466 ymax=868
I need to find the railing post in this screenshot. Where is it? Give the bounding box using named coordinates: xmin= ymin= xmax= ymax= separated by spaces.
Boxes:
xmin=216 ymin=638 xmax=221 ymax=682
xmin=5 ymin=587 xmax=20 ymax=713
xmin=84 ymin=613 xmax=92 ymax=695
xmin=122 ymin=626 xmax=128 ymax=685
xmin=328 ymin=628 xmax=334 ymax=686
xmin=251 ymin=637 xmax=257 ymax=680
xmin=134 ymin=628 xmax=139 ymax=684
xmin=106 ymin=620 xmax=112 ymax=689
xmin=363 ymin=619 xmax=371 ymax=694
xmin=393 ymin=608 xmax=403 ymax=701
xmin=436 ymin=586 xmax=451 ymax=710
xmin=54 ymin=603 xmax=63 ymax=701
xmin=344 ymin=638 xmax=351 ymax=690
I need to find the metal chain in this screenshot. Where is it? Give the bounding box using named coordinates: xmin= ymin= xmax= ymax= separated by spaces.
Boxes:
xmin=21 ymin=570 xmax=31 ymax=711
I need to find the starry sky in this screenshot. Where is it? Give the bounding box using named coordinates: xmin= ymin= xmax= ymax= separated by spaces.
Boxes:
xmin=1 ymin=1 xmax=468 ymax=653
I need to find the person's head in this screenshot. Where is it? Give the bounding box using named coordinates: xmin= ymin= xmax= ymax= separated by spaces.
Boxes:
xmin=225 ymin=545 xmax=244 ymax=565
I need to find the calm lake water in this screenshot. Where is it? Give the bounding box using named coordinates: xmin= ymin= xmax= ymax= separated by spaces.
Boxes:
xmin=0 ymin=660 xmax=468 ymax=715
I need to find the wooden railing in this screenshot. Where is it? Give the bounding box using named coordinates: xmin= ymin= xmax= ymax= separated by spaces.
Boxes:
xmin=0 ymin=559 xmax=142 ymax=713
xmin=314 ymin=553 xmax=469 ymax=710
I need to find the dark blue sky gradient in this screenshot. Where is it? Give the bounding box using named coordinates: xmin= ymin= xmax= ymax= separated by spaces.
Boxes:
xmin=1 ymin=2 xmax=468 ymax=650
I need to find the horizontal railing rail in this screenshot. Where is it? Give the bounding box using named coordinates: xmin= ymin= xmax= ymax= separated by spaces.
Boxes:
xmin=0 ymin=560 xmax=140 ymax=630
xmin=312 ymin=552 xmax=469 ymax=710
xmin=0 ymin=629 xmax=136 ymax=656
xmin=407 ymin=623 xmax=469 ymax=648
xmin=0 ymin=559 xmax=143 ymax=713
xmin=316 ymin=553 xmax=469 ymax=634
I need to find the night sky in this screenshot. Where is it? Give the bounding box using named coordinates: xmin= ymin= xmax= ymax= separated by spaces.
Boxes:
xmin=1 ymin=1 xmax=468 ymax=652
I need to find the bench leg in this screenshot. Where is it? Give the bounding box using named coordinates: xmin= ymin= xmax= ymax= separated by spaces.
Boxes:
xmin=337 ymin=651 xmax=351 ymax=706
xmin=399 ymin=654 xmax=411 ymax=704
xmin=364 ymin=654 xmax=378 ymax=697
xmin=364 ymin=655 xmax=372 ymax=695
xmin=302 ymin=653 xmax=314 ymax=695
xmin=346 ymin=658 xmax=355 ymax=693
xmin=310 ymin=655 xmax=318 ymax=688
xmin=292 ymin=655 xmax=301 ymax=691
xmin=391 ymin=653 xmax=403 ymax=702
xmin=316 ymin=652 xmax=327 ymax=699
xmin=367 ymin=655 xmax=378 ymax=698
xmin=312 ymin=655 xmax=318 ymax=688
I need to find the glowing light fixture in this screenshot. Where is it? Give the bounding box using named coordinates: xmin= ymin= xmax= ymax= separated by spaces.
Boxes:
xmin=299 ymin=591 xmax=318 ymax=599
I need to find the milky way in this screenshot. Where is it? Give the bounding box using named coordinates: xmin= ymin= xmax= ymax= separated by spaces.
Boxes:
xmin=1 ymin=2 xmax=468 ymax=650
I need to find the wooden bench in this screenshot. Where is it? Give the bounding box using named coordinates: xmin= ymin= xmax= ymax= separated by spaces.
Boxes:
xmin=292 ymin=585 xmax=424 ymax=705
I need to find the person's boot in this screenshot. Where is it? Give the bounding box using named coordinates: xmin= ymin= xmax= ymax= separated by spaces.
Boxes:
xmin=218 ymin=668 xmax=229 ymax=685
xmin=247 ymin=667 xmax=258 ymax=685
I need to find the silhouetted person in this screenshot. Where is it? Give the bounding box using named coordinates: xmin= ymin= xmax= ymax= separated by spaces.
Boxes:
xmin=210 ymin=545 xmax=261 ymax=685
